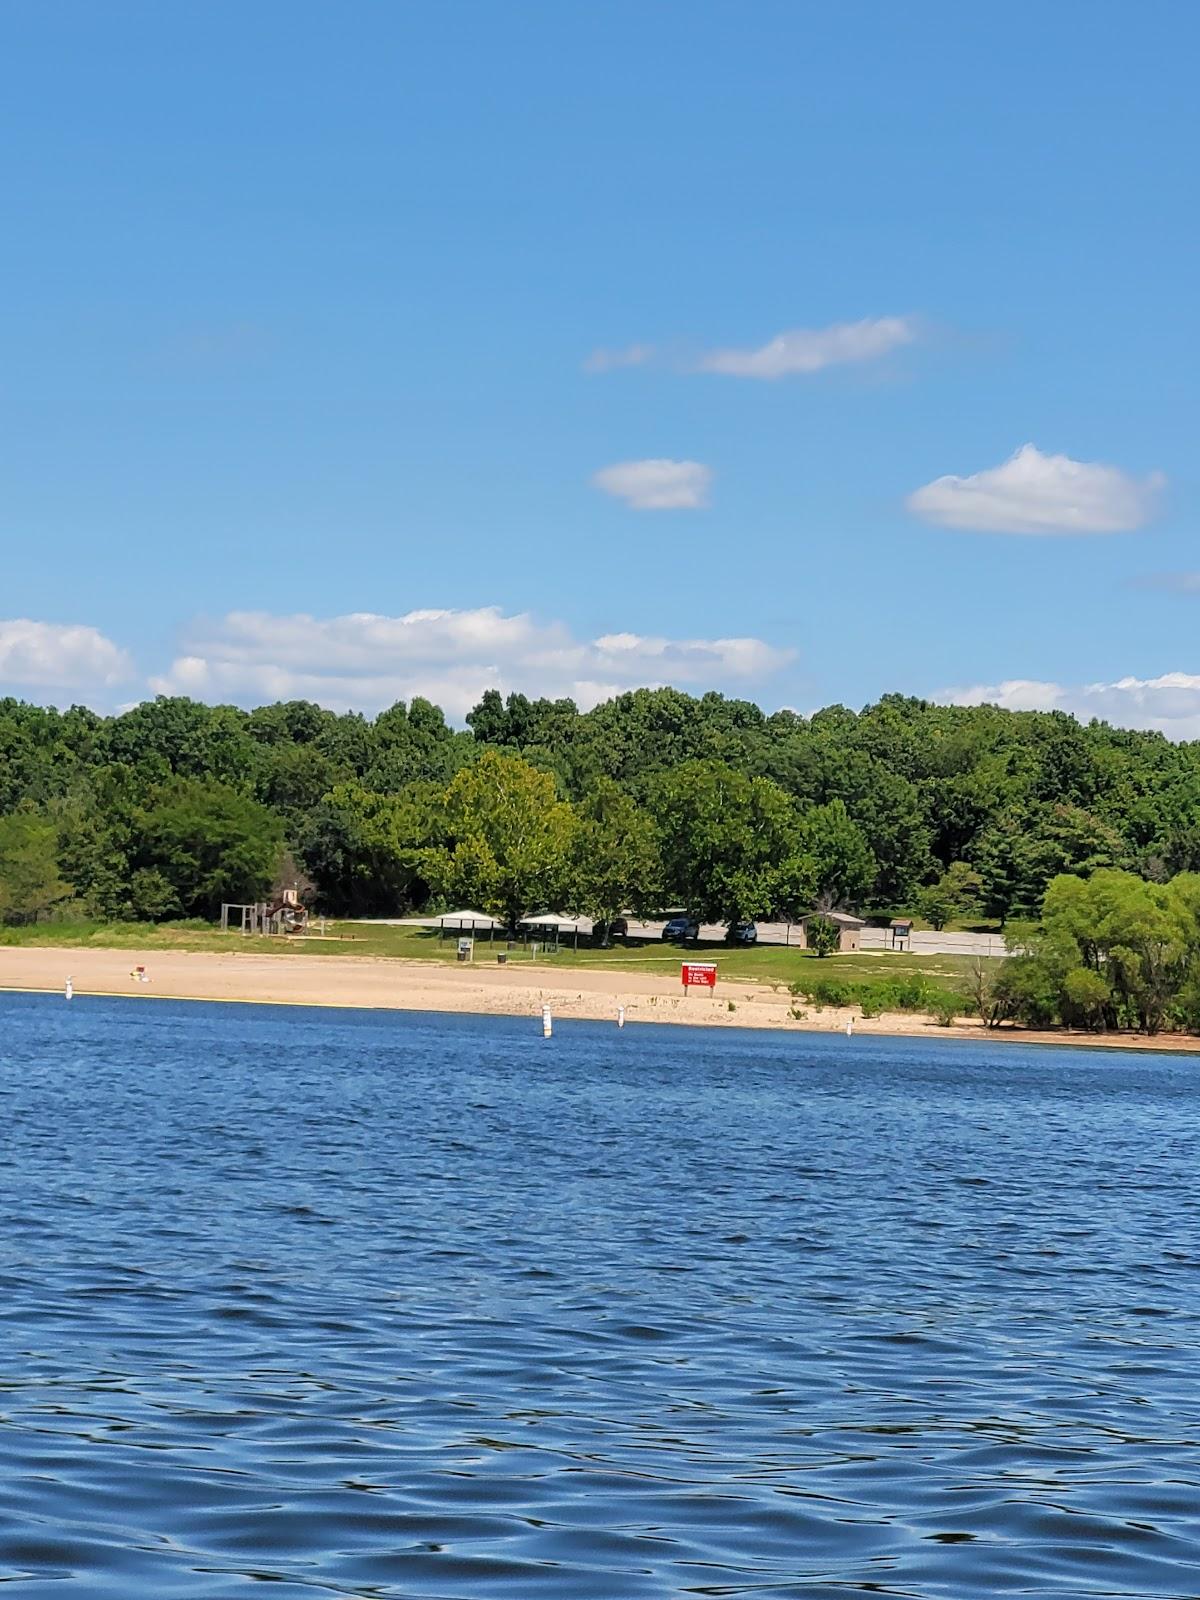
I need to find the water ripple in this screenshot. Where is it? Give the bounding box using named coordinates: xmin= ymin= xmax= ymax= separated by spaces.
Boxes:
xmin=2 ymin=995 xmax=1200 ymax=1596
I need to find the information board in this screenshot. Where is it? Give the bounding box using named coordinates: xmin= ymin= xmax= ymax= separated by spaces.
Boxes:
xmin=681 ymin=962 xmax=717 ymax=990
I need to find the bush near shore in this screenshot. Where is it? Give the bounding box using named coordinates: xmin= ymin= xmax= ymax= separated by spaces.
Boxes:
xmin=971 ymin=869 xmax=1200 ymax=1036
xmin=791 ymin=971 xmax=966 ymax=1025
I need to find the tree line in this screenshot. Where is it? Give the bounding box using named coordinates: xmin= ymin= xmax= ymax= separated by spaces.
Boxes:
xmin=3 ymin=686 xmax=1200 ymax=936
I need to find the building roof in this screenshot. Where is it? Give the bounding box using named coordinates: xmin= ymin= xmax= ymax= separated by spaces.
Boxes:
xmin=802 ymin=910 xmax=866 ymax=928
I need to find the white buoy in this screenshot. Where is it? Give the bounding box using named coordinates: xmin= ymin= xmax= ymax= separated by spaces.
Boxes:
xmin=617 ymin=1005 xmax=626 ymax=1029
xmin=65 ymin=976 xmax=74 ymax=1001
xmin=542 ymin=1004 xmax=552 ymax=1038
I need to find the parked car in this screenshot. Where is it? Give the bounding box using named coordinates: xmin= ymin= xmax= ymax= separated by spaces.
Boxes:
xmin=662 ymin=914 xmax=701 ymax=942
xmin=728 ymin=921 xmax=758 ymax=945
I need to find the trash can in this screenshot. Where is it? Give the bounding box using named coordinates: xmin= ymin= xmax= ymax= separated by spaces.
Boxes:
xmin=497 ymin=952 xmax=508 ymax=965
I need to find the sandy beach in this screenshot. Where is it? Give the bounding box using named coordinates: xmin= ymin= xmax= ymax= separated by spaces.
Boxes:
xmin=2 ymin=944 xmax=1198 ymax=1054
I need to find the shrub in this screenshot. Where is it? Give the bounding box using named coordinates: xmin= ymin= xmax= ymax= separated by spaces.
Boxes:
xmin=992 ymin=955 xmax=1062 ymax=1029
xmin=128 ymin=868 xmax=182 ymax=923
xmin=931 ymin=994 xmax=960 ymax=1027
xmin=805 ymin=916 xmax=841 ymax=958
xmin=791 ymin=975 xmax=850 ymax=1009
xmin=791 ymin=972 xmax=967 ymax=1022
xmin=1060 ymin=966 xmax=1111 ymax=1030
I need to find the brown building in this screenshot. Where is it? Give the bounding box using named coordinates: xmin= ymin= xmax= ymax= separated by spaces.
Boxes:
xmin=797 ymin=911 xmax=866 ymax=952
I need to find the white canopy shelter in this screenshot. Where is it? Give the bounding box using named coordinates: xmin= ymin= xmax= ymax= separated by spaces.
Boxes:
xmin=518 ymin=912 xmax=593 ymax=948
xmin=437 ymin=908 xmax=504 ymax=940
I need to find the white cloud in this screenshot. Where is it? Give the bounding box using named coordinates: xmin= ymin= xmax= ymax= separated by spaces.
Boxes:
xmin=592 ymin=631 xmax=786 ymax=678
xmin=591 ymin=458 xmax=712 ymax=510
xmin=583 ymin=343 xmax=655 ymax=373
xmin=908 ymin=443 xmax=1163 ymax=535
xmin=937 ymin=672 xmax=1200 ymax=740
xmin=938 ymin=679 xmax=1070 ymax=714
xmin=148 ymin=606 xmax=794 ymax=718
xmin=0 ymin=619 xmax=132 ymax=697
xmin=697 ymin=316 xmax=916 ymax=379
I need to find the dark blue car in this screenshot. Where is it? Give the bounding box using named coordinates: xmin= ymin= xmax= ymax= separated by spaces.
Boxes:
xmin=662 ymin=914 xmax=701 ymax=941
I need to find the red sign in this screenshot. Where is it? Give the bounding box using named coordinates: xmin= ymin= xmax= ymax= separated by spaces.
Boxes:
xmin=681 ymin=962 xmax=718 ymax=990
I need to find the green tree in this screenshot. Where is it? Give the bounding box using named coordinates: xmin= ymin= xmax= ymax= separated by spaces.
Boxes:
xmin=650 ymin=760 xmax=806 ymax=925
xmin=101 ymin=697 xmax=258 ymax=789
xmin=972 ymin=810 xmax=1027 ymax=924
xmin=974 ymin=804 xmax=1122 ymax=924
xmin=422 ymin=750 xmax=577 ymax=929
xmin=0 ymin=813 xmax=72 ymax=924
xmin=55 ymin=765 xmax=148 ymax=921
xmin=466 ymin=689 xmax=511 ymax=746
xmin=917 ymin=861 xmax=984 ymax=930
xmin=245 ymin=699 xmax=333 ymax=748
xmin=300 ymin=780 xmax=437 ymax=915
xmin=0 ymin=701 xmax=97 ymax=809
xmin=568 ymin=778 xmax=662 ymax=937
xmin=1060 ymin=967 xmax=1111 ymax=1030
xmin=800 ymin=799 xmax=876 ymax=909
xmin=132 ymin=780 xmax=284 ymax=919
xmin=771 ymin=733 xmax=932 ymax=905
xmin=365 ymin=698 xmax=474 ymax=792
xmin=1022 ymin=870 xmax=1190 ymax=1034
xmin=256 ymin=741 xmax=339 ymax=823
xmin=990 ymin=946 xmax=1065 ymax=1028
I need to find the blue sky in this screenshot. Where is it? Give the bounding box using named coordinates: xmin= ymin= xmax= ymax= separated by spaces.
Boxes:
xmin=3 ymin=1 xmax=1199 ymax=731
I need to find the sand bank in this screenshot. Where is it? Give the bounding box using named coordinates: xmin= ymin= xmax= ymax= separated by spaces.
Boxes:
xmin=2 ymin=944 xmax=1198 ymax=1054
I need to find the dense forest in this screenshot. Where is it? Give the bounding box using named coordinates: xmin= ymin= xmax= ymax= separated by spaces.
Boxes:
xmin=2 ymin=687 xmax=1200 ymax=936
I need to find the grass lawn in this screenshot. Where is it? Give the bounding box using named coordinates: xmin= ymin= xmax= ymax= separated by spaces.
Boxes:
xmin=0 ymin=918 xmax=996 ymax=990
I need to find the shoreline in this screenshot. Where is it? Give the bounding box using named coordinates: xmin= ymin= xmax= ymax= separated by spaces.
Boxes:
xmin=2 ymin=945 xmax=1198 ymax=1055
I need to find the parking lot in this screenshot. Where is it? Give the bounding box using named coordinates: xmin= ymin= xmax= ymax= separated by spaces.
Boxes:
xmin=625 ymin=920 xmax=1009 ymax=957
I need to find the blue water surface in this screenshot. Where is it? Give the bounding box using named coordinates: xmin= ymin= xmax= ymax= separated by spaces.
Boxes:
xmin=1 ymin=993 xmax=1199 ymax=1597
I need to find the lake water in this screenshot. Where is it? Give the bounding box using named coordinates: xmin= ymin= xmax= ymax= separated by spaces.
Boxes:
xmin=2 ymin=994 xmax=1199 ymax=1598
